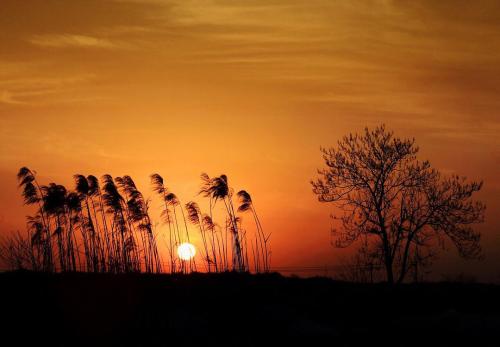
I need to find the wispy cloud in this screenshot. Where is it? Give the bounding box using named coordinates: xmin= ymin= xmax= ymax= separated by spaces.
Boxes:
xmin=0 ymin=90 xmax=23 ymax=105
xmin=29 ymin=34 xmax=121 ymax=49
xmin=2 ymin=0 xmax=500 ymax=138
xmin=0 ymin=73 xmax=98 ymax=105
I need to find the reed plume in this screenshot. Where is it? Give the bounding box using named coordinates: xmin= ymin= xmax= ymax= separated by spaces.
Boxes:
xmin=17 ymin=167 xmax=53 ymax=271
xmin=185 ymin=201 xmax=211 ymax=272
xmin=102 ymin=174 xmax=139 ymax=273
xmin=5 ymin=168 xmax=270 ymax=275
xmin=117 ymin=175 xmax=161 ymax=273
xmin=237 ymin=190 xmax=271 ymax=272
xmin=200 ymin=173 xmax=245 ymax=271
xmin=151 ymin=173 xmax=177 ymax=273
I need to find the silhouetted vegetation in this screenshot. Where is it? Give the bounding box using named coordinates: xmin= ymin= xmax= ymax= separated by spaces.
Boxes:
xmin=0 ymin=128 xmax=495 ymax=346
xmin=312 ymin=125 xmax=485 ymax=284
xmin=237 ymin=190 xmax=271 ymax=272
xmin=1 ymin=169 xmax=270 ymax=274
xmin=200 ymin=173 xmax=246 ymax=271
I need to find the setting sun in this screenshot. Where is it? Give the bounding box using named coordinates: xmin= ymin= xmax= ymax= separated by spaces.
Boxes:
xmin=177 ymin=243 xmax=196 ymax=261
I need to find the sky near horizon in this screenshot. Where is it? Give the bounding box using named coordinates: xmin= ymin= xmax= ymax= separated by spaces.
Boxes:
xmin=1 ymin=0 xmax=499 ymax=280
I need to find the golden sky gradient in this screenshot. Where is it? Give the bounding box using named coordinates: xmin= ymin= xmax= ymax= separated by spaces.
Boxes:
xmin=1 ymin=0 xmax=499 ymax=279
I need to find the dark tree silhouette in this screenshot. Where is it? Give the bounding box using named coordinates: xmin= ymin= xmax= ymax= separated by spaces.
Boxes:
xmin=311 ymin=125 xmax=485 ymax=283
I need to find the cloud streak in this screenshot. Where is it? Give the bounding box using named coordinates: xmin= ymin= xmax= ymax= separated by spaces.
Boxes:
xmin=0 ymin=72 xmax=98 ymax=105
xmin=29 ymin=34 xmax=120 ymax=49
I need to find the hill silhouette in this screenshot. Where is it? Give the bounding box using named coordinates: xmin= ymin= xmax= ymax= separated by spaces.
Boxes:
xmin=1 ymin=271 xmax=499 ymax=346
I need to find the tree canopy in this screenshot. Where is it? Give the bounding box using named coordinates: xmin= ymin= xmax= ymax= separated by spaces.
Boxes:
xmin=312 ymin=125 xmax=485 ymax=283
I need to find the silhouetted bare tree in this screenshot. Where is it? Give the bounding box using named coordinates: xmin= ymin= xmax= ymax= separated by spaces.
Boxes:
xmin=311 ymin=125 xmax=485 ymax=284
xmin=0 ymin=231 xmax=37 ymax=271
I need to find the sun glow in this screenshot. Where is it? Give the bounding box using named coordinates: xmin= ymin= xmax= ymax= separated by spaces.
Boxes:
xmin=177 ymin=243 xmax=196 ymax=261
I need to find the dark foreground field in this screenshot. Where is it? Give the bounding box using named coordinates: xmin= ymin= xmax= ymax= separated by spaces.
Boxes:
xmin=1 ymin=271 xmax=499 ymax=346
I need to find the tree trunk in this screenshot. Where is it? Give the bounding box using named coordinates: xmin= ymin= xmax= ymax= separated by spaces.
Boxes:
xmin=385 ymin=260 xmax=394 ymax=284
xmin=381 ymin=233 xmax=394 ymax=284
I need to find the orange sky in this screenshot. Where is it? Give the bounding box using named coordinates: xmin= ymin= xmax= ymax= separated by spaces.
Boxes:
xmin=1 ymin=0 xmax=499 ymax=280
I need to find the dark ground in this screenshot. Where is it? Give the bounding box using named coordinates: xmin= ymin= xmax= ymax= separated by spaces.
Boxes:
xmin=1 ymin=271 xmax=499 ymax=346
